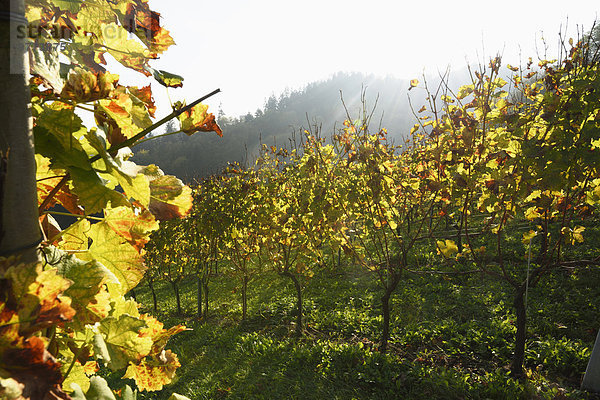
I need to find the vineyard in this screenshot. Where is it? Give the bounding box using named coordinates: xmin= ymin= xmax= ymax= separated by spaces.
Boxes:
xmin=126 ymin=255 xmax=600 ymax=399
xmin=1 ymin=0 xmax=600 ymax=399
xmin=139 ymin=44 xmax=600 ymax=397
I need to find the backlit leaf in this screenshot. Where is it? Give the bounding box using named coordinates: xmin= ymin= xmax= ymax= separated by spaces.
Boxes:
xmin=5 ymin=262 xmax=75 ymax=336
xmin=61 ymin=67 xmax=117 ymax=102
xmin=98 ymin=315 xmax=153 ymax=371
xmin=101 ymin=23 xmax=151 ymax=74
xmin=123 ymin=350 xmax=180 ymax=391
xmin=82 ymin=221 xmax=146 ymax=295
xmin=178 ymin=103 xmax=223 ymax=136
xmin=436 ymin=239 xmax=459 ymax=258
xmin=104 ymin=206 xmax=159 ymax=251
xmin=147 ymin=67 xmax=184 ymax=88
xmin=69 ymin=167 xmax=130 ymax=214
xmin=148 ymin=175 xmax=193 ymax=220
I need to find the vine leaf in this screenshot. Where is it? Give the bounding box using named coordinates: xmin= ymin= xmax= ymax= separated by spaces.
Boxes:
xmin=81 ymin=222 xmax=146 ymax=295
xmin=168 ymin=394 xmax=192 ymax=400
xmin=97 ymin=315 xmax=153 ymax=371
xmin=53 ymin=0 xmax=84 ymax=12
xmin=30 ymin=46 xmax=64 ymax=93
xmin=61 ymin=360 xmax=97 ymax=394
xmin=139 ymin=314 xmax=188 ymax=355
xmin=69 ymin=167 xmax=130 ymax=214
xmin=61 ymin=68 xmax=117 ymax=102
xmin=104 ymin=206 xmax=159 ymax=251
xmin=436 ymin=239 xmax=459 ymax=258
xmin=147 ymin=67 xmax=184 ymax=88
xmin=177 ymin=103 xmax=223 ymax=136
xmin=98 ymin=92 xmax=153 ymax=144
xmin=4 ymin=262 xmax=75 ymax=336
xmin=34 ymin=125 xmax=91 ymax=171
xmin=128 ymin=86 xmax=157 ymax=117
xmin=148 ymin=175 xmax=193 ymax=220
xmin=0 ymin=261 xmax=74 ymax=399
xmin=123 ymin=350 xmax=180 ymax=392
xmin=101 ymin=23 xmax=151 ymax=74
xmin=70 ymin=376 xmax=117 ymax=400
xmin=36 ymin=155 xmax=81 ymax=215
xmin=48 ymin=246 xmax=117 ymax=325
xmin=1 ymin=336 xmax=69 ymax=400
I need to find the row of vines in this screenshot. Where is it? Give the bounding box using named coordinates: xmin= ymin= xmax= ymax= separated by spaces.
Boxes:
xmin=146 ymin=37 xmax=600 ymax=386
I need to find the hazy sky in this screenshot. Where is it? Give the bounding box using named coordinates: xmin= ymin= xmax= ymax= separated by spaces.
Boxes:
xmin=117 ymin=1 xmax=599 ymax=118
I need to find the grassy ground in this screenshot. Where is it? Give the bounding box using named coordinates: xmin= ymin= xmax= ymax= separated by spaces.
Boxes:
xmin=112 ymin=263 xmax=600 ymax=399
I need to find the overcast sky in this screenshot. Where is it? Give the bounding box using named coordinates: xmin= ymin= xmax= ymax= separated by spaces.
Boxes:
xmin=117 ymin=1 xmax=599 ymax=118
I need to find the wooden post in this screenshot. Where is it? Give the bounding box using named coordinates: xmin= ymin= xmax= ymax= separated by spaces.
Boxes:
xmin=0 ymin=0 xmax=42 ymax=263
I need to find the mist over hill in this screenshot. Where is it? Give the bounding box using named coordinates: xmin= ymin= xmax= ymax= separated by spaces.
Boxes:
xmin=133 ymin=70 xmax=469 ymax=181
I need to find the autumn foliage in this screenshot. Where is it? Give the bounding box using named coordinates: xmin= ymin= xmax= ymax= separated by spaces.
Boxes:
xmin=1 ymin=0 xmax=220 ymax=398
xmin=147 ymin=34 xmax=600 ymax=383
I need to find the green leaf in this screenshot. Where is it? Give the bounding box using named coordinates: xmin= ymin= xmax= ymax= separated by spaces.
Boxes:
xmin=177 ymin=103 xmax=208 ymax=133
xmin=69 ymin=167 xmax=130 ymax=214
xmin=71 ymin=376 xmax=117 ymax=400
xmin=53 ymin=0 xmax=84 ymax=12
xmin=93 ymin=333 xmax=111 ymax=365
xmin=82 ymin=221 xmax=146 ymax=295
xmin=35 ymin=103 xmax=86 ymax=149
xmin=34 ymin=126 xmax=91 ymax=171
xmin=437 ymin=239 xmax=459 ymax=258
xmin=4 ymin=262 xmax=75 ymax=335
xmin=148 ymin=175 xmax=193 ymax=220
xmin=47 ymin=246 xmax=117 ymax=324
xmin=85 ymin=129 xmax=151 ymax=207
xmin=116 ymin=173 xmax=152 ymax=209
xmin=70 ymin=383 xmax=87 ymax=400
xmin=147 ymin=67 xmax=184 ymax=88
xmin=101 ymin=23 xmax=150 ymax=73
xmin=61 ymin=360 xmax=92 ymax=394
xmin=120 ymin=385 xmax=137 ymax=400
xmin=104 ymin=206 xmax=159 ymax=250
xmin=98 ymin=315 xmax=152 ymax=371
xmin=98 ymin=93 xmax=152 ymax=141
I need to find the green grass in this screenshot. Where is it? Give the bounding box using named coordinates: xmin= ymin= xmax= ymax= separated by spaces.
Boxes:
xmin=115 ymin=263 xmax=600 ymax=399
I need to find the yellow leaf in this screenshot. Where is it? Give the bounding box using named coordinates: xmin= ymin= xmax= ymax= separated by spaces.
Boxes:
xmin=573 ymin=226 xmax=585 ymax=244
xmin=436 ymin=239 xmax=458 ymax=258
xmin=524 ymin=190 xmax=542 ymax=203
xmin=456 ymin=84 xmax=474 ymax=100
xmin=524 ymin=206 xmax=541 ymax=221
xmin=410 ymin=123 xmax=419 ymax=135
xmin=123 ymin=350 xmax=181 ymax=391
xmin=522 ymin=230 xmax=537 ymax=245
xmin=80 ymin=222 xmax=146 ymax=295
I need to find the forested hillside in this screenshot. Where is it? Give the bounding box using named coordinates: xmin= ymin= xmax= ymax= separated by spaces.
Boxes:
xmin=132 ymin=72 xmax=449 ymax=180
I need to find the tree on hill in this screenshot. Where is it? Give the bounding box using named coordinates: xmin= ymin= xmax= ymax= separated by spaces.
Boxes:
xmin=133 ymin=72 xmax=437 ymax=181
